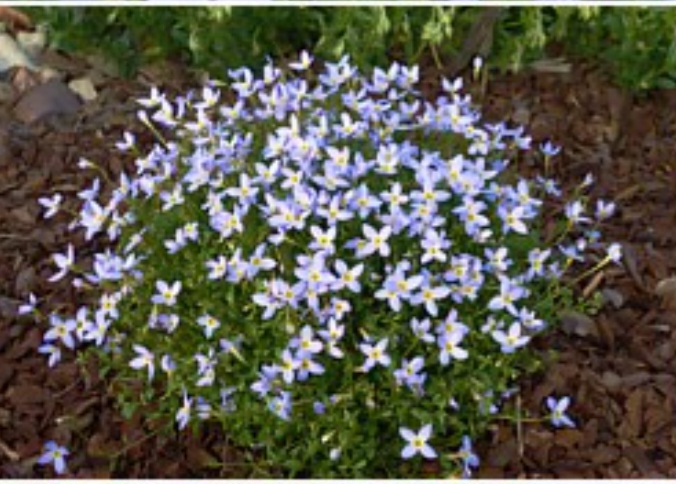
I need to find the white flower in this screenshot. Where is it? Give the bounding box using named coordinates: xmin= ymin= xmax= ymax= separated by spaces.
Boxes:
xmin=607 ymin=243 xmax=622 ymax=263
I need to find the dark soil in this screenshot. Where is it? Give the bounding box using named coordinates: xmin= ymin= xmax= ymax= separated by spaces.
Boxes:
xmin=1 ymin=47 xmax=675 ymax=477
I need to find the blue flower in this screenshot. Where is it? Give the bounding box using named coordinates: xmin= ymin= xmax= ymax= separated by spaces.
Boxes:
xmin=547 ymin=396 xmax=575 ymax=428
xmin=458 ymin=435 xmax=480 ymax=477
xmin=410 ymin=317 xmax=435 ymax=344
xmin=38 ymin=343 xmax=62 ymax=368
xmin=399 ymin=424 xmax=437 ymax=459
xmin=17 ymin=293 xmax=38 ymax=316
xmin=540 ymin=140 xmax=561 ymax=157
xmin=197 ymin=314 xmax=221 ymax=339
xmin=332 ymin=260 xmax=364 ymax=293
xmin=438 ymin=329 xmax=469 ymax=365
xmin=491 ymin=323 xmax=531 ymax=354
xmin=359 ymin=338 xmax=391 ymax=371
xmin=269 ymin=391 xmax=292 ymax=421
xmin=359 ymin=224 xmax=392 ymax=257
xmin=43 ymin=314 xmax=76 ymax=349
xmin=151 ymin=280 xmax=182 ymax=307
xmin=48 ymin=244 xmax=75 ymax=282
xmin=129 ymin=345 xmax=155 ymax=381
xmin=38 ymin=441 xmax=69 ymax=475
xmin=38 ymin=193 xmax=62 ymax=219
xmin=176 ymin=390 xmax=192 ymax=430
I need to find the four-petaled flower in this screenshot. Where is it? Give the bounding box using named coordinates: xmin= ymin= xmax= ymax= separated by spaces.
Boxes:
xmin=359 ymin=224 xmax=392 ymax=257
xmin=547 ymin=396 xmax=575 ymax=428
xmin=38 ymin=441 xmax=69 ymax=475
xmin=152 ymin=280 xmax=182 ymax=306
xmin=492 ymin=323 xmax=531 ymax=354
xmin=399 ymin=424 xmax=437 ymax=459
xmin=360 ymin=338 xmax=391 ymax=371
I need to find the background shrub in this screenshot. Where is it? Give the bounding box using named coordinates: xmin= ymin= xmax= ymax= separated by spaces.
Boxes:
xmin=26 ymin=6 xmax=676 ymax=90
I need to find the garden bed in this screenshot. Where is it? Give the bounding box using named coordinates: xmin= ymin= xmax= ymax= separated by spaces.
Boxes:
xmin=0 ymin=49 xmax=675 ymax=478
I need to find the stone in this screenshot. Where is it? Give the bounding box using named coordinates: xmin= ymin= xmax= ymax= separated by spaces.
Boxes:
xmin=13 ymin=79 xmax=81 ymax=124
xmin=0 ymin=32 xmax=35 ymax=73
xmin=16 ymin=29 xmax=46 ymax=59
xmin=68 ymin=76 xmax=97 ymax=102
xmin=38 ymin=66 xmax=62 ymax=82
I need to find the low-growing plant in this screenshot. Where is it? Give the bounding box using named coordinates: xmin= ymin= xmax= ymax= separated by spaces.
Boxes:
xmin=28 ymin=54 xmax=621 ymax=477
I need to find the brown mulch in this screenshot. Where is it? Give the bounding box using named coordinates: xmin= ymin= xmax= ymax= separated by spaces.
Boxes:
xmin=476 ymin=64 xmax=676 ymax=478
xmin=1 ymin=48 xmax=675 ymax=477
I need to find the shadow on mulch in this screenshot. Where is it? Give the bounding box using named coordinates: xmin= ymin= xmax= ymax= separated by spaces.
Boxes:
xmin=0 ymin=55 xmax=675 ymax=477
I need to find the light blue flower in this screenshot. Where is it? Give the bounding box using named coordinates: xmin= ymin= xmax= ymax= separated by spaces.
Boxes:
xmin=129 ymin=345 xmax=155 ymax=381
xmin=458 ymin=435 xmax=480 ymax=477
xmin=359 ymin=338 xmax=391 ymax=371
xmin=399 ymin=424 xmax=437 ymax=459
xmin=547 ymin=396 xmax=575 ymax=428
xmin=491 ymin=323 xmax=531 ymax=354
xmin=38 ymin=441 xmax=69 ymax=475
xmin=151 ymin=280 xmax=182 ymax=307
xmin=38 ymin=193 xmax=62 ymax=219
xmin=48 ymin=244 xmax=75 ymax=282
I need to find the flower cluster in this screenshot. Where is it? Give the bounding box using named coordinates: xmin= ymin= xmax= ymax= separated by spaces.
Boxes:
xmin=27 ymin=53 xmax=620 ymax=477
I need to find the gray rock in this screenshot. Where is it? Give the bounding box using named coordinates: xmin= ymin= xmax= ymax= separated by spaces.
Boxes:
xmin=68 ymin=77 xmax=97 ymax=102
xmin=13 ymin=79 xmax=81 ymax=124
xmin=0 ymin=33 xmax=36 ymax=73
xmin=16 ymin=29 xmax=46 ymax=59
